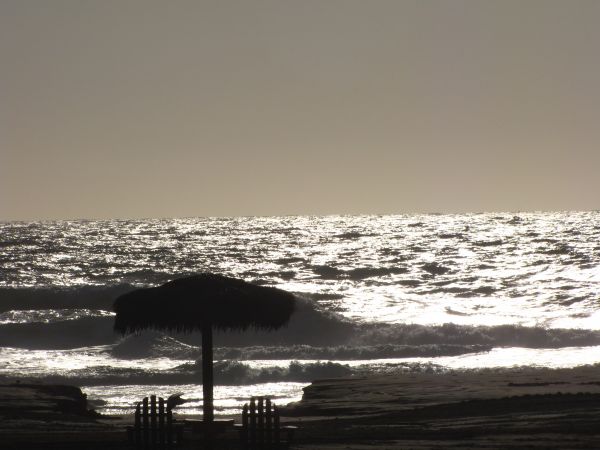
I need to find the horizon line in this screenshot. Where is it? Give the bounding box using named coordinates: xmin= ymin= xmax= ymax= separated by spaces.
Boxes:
xmin=1 ymin=208 xmax=598 ymax=223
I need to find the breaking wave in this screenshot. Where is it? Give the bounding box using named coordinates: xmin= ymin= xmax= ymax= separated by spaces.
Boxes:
xmin=2 ymin=291 xmax=600 ymax=353
xmin=109 ymin=334 xmax=492 ymax=360
xmin=0 ymin=360 xmax=356 ymax=387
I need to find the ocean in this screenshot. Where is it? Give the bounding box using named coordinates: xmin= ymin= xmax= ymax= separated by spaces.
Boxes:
xmin=1 ymin=212 xmax=599 ymax=416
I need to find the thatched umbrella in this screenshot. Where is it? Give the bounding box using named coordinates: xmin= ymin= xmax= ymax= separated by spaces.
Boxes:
xmin=113 ymin=273 xmax=295 ymax=423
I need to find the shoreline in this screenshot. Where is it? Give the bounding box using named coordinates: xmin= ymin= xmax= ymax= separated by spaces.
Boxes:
xmin=283 ymin=364 xmax=600 ymax=448
xmin=2 ymin=365 xmax=600 ymax=448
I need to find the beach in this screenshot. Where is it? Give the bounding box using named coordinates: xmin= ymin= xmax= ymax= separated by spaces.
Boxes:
xmin=4 ymin=0 xmax=600 ymax=445
xmin=2 ymin=213 xmax=600 ymax=447
xmin=285 ymin=365 xmax=600 ymax=448
xmin=3 ymin=364 xmax=600 ymax=449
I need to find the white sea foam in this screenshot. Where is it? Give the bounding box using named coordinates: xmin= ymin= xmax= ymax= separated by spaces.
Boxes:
xmin=82 ymin=382 xmax=306 ymax=416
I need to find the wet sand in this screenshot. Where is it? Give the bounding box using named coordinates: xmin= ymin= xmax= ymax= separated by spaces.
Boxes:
xmin=2 ymin=365 xmax=600 ymax=449
xmin=285 ymin=365 xmax=600 ymax=449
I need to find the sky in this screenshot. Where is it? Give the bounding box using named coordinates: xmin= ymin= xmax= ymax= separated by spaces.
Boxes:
xmin=2 ymin=0 xmax=600 ymax=220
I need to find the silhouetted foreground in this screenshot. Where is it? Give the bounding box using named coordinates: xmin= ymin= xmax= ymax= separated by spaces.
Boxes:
xmin=283 ymin=365 xmax=600 ymax=449
xmin=3 ymin=365 xmax=600 ymax=449
xmin=114 ymin=273 xmax=295 ymax=425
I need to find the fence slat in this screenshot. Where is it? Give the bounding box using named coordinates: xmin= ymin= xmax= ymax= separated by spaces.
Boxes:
xmin=142 ymin=397 xmax=149 ymax=449
xmin=265 ymin=398 xmax=273 ymax=449
xmin=274 ymin=405 xmax=281 ymax=446
xmin=158 ymin=398 xmax=165 ymax=449
xmin=249 ymin=398 xmax=257 ymax=449
xmin=151 ymin=395 xmax=157 ymax=447
xmin=135 ymin=402 xmax=142 ymax=449
xmin=167 ymin=409 xmax=173 ymax=449
xmin=258 ymin=397 xmax=265 ymax=447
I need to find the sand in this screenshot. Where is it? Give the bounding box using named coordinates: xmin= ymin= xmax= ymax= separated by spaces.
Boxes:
xmin=284 ymin=365 xmax=600 ymax=449
xmin=2 ymin=365 xmax=600 ymax=449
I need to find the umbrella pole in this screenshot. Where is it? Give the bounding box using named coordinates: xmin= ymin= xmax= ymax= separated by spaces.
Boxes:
xmin=201 ymin=326 xmax=214 ymax=423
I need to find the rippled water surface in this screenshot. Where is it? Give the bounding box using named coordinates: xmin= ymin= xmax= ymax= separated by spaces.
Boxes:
xmin=2 ymin=212 xmax=599 ymax=327
xmin=1 ymin=212 xmax=599 ymax=414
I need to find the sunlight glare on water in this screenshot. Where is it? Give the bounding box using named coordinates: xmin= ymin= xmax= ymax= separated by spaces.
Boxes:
xmin=2 ymin=212 xmax=600 ymax=416
xmin=83 ymin=382 xmax=306 ymax=416
xmin=2 ymin=212 xmax=598 ymax=332
xmin=0 ymin=347 xmax=180 ymax=376
xmin=0 ymin=309 xmax=114 ymax=324
xmin=423 ymin=346 xmax=600 ymax=370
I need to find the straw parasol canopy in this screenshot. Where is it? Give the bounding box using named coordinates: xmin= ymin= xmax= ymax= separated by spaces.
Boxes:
xmin=113 ymin=273 xmax=295 ymax=423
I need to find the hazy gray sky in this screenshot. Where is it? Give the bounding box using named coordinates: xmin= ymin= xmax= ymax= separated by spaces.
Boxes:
xmin=2 ymin=0 xmax=599 ymax=220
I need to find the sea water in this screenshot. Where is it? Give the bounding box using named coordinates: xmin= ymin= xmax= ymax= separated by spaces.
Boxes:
xmin=1 ymin=212 xmax=599 ymax=415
